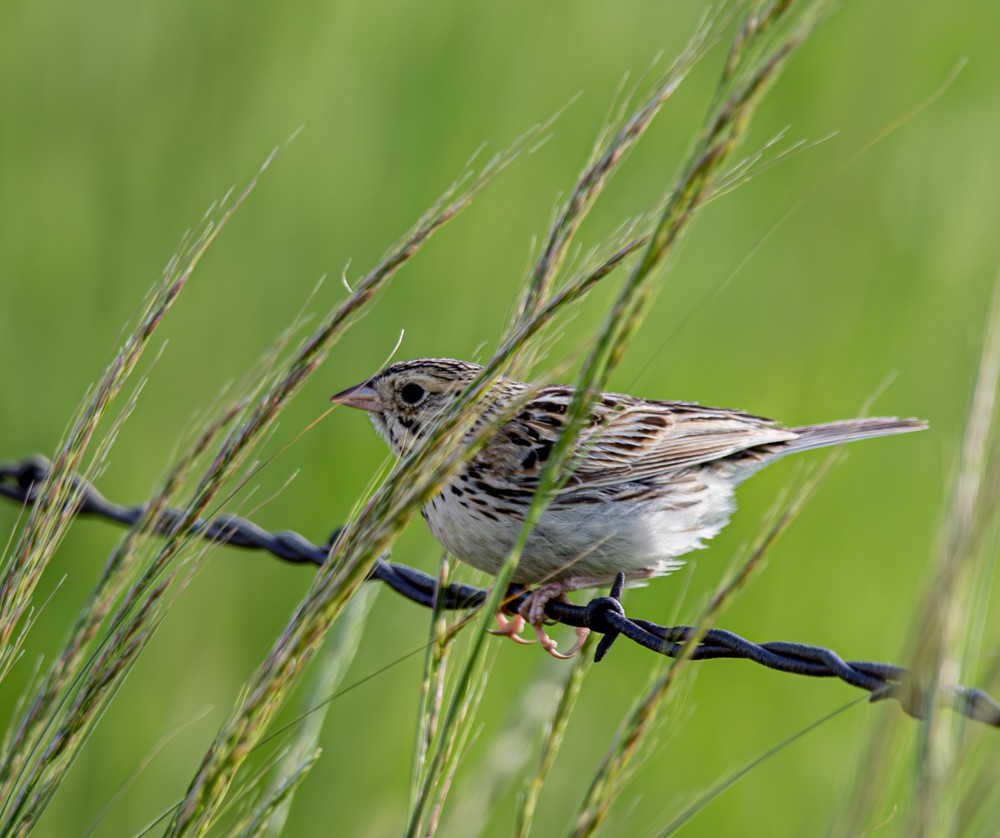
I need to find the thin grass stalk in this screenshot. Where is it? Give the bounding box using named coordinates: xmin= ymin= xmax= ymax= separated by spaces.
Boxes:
xmin=0 ymin=175 xmax=323 ymax=818
xmin=165 ymin=129 xmax=551 ymax=836
xmin=236 ymin=750 xmax=321 ymax=838
xmin=410 ymin=555 xmax=456 ymax=810
xmin=913 ymin=274 xmax=1000 ymax=834
xmin=429 ymin=660 xmax=564 ymax=838
xmin=405 ymin=461 xmax=551 ymax=838
xmin=209 ymin=739 xmax=307 ymax=834
xmin=405 ymin=21 xmax=735 ymax=829
xmin=422 ymin=651 xmax=495 ymax=838
xmin=1 ymin=323 xmax=321 ymax=830
xmin=147 ymin=4 xmax=822 ymax=832
xmin=167 ymin=591 xmax=384 ymax=836
xmin=512 ymin=7 xmax=723 ymax=327
xmin=5 ymin=123 xmax=508 ymax=833
xmin=84 ymin=708 xmax=214 ymax=838
xmin=568 ymin=0 xmax=826 ymax=749
xmin=837 ymin=282 xmax=999 ymax=835
xmin=572 ymin=460 xmax=834 ymax=837
xmin=954 ymin=491 xmax=1000 ymax=830
xmin=0 ymin=401 xmax=242 ymax=811
xmin=171 ymin=341 xmax=535 ymax=837
xmin=514 ymin=638 xmax=594 ymax=838
xmin=0 ymin=149 xmax=286 ymax=829
xmin=248 ymin=587 xmax=377 ymax=838
xmin=175 ymin=104 xmax=702 ymax=830
xmin=0 ymin=4 xmax=888 ymax=835
xmin=906 ymin=271 xmax=1000 ymax=836
xmin=1 ymin=575 xmax=171 ymax=836
xmin=0 ymin=152 xmax=272 ymax=684
xmin=836 ymin=273 xmax=1000 ymax=836
xmin=948 ymin=496 xmax=1000 ymax=826
xmin=656 ymin=698 xmax=863 ymax=836
xmin=413 ymin=4 xmax=823 ymax=833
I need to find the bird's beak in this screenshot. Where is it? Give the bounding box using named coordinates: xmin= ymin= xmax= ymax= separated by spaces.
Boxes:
xmin=330 ymin=382 xmax=382 ymax=412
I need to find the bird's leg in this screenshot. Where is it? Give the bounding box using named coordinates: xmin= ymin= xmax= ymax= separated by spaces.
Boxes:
xmin=529 ymin=615 xmax=589 ymax=659
xmin=497 ymin=574 xmax=633 ymax=658
xmin=521 ymin=581 xmax=600 ymax=659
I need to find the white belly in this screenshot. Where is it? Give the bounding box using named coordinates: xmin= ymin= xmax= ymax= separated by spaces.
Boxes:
xmin=422 ymin=470 xmax=737 ymax=585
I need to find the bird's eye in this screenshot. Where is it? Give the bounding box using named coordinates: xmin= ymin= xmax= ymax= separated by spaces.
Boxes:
xmin=400 ymin=382 xmax=426 ymax=405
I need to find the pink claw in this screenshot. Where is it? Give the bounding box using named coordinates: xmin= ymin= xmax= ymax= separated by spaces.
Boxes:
xmin=489 ymin=611 xmax=535 ymax=645
xmin=531 ymin=623 xmax=590 ymax=659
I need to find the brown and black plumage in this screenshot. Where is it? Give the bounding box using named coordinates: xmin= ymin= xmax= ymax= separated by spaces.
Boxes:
xmin=332 ymin=358 xmax=926 ymax=656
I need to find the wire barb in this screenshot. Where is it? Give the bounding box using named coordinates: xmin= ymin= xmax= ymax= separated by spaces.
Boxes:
xmin=2 ymin=455 xmax=998 ymax=726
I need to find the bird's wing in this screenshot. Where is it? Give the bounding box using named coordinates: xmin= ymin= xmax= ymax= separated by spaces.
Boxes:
xmin=569 ymin=400 xmax=796 ymax=486
xmin=480 ymin=389 xmax=796 ymax=492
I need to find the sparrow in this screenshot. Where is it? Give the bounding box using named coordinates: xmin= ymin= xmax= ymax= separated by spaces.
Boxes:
xmin=332 ymin=358 xmax=926 ymax=657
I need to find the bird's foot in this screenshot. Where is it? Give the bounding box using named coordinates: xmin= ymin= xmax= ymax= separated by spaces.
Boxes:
xmin=489 ymin=611 xmax=535 ymax=645
xmin=521 ymin=585 xmax=591 ymax=659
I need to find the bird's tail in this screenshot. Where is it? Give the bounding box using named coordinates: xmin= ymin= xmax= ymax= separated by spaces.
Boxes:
xmin=784 ymin=417 xmax=928 ymax=455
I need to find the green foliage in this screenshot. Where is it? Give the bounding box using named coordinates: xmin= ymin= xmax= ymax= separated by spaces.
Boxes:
xmin=1 ymin=1 xmax=998 ymax=836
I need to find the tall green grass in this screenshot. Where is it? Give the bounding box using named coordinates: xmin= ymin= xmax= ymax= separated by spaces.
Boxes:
xmin=1 ymin=1 xmax=997 ymax=835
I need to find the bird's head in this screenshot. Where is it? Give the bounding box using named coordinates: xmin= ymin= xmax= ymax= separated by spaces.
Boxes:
xmin=331 ymin=358 xmax=485 ymax=455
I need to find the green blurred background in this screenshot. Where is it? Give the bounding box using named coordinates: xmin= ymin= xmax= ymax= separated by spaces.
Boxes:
xmin=2 ymin=1 xmax=998 ymax=835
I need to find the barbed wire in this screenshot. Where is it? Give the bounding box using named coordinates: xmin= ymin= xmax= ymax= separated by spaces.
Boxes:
xmin=2 ymin=454 xmax=998 ymax=727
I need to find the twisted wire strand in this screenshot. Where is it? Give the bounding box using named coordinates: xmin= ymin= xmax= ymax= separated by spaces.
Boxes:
xmin=2 ymin=455 xmax=997 ymax=726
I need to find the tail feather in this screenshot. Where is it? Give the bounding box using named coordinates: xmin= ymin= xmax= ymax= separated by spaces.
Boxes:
xmin=783 ymin=417 xmax=928 ymax=455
